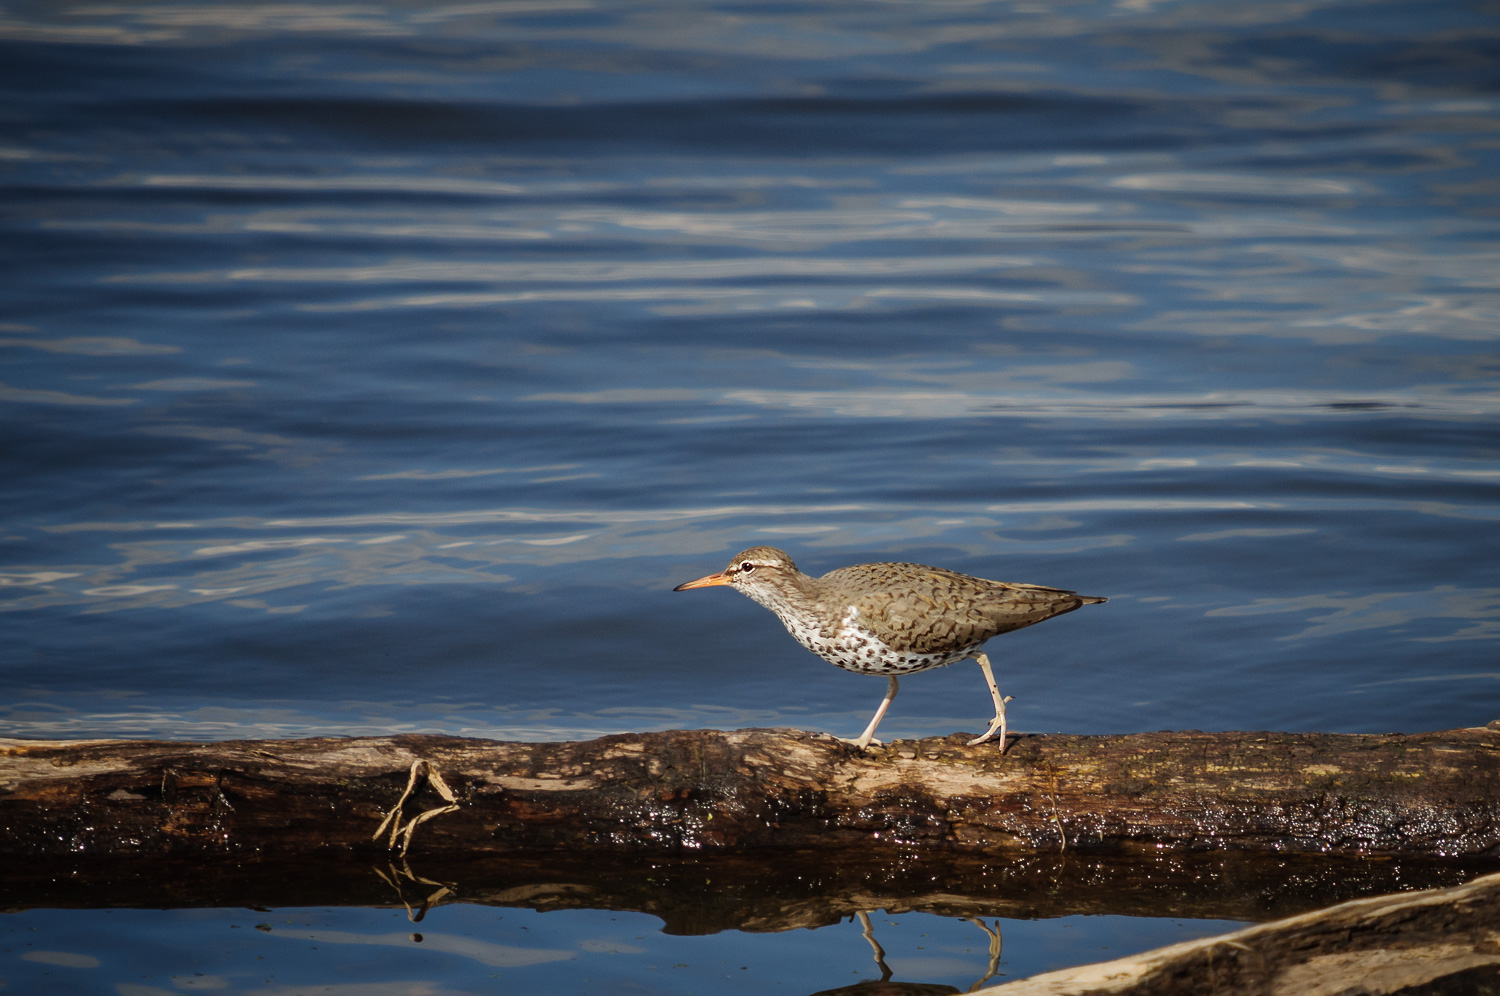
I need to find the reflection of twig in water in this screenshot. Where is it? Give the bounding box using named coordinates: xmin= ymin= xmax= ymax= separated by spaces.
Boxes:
xmin=372 ymin=859 xmax=455 ymax=922
xmin=856 ymin=910 xmax=894 ymax=982
xmin=964 ymin=917 xmax=1004 ymax=992
xmin=372 ymin=758 xmax=460 ymax=856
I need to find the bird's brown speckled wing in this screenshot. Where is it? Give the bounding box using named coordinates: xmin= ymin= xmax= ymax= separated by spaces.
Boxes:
xmin=829 ymin=562 xmax=1093 ymax=655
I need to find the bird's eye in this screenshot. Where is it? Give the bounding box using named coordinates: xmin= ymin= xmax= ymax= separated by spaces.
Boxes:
xmin=740 ymin=561 xmax=756 ymax=573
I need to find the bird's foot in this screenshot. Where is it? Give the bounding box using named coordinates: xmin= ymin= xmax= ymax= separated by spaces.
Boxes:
xmin=965 ymin=730 xmax=1005 ymax=749
xmin=840 ymin=735 xmax=882 ymax=748
xmin=966 ymin=693 xmax=1012 ymax=749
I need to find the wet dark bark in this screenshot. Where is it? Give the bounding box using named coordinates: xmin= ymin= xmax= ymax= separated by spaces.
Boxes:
xmin=2 ymin=725 xmax=1498 ymax=863
xmin=975 ymin=870 xmax=1500 ymax=996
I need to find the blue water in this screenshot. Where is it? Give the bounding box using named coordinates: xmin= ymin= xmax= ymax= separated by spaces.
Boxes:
xmin=3 ymin=905 xmax=1247 ymax=996
xmin=2 ymin=0 xmax=1497 ymax=990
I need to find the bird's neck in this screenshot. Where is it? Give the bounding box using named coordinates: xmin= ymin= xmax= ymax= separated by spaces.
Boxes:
xmin=743 ymin=570 xmax=824 ymax=621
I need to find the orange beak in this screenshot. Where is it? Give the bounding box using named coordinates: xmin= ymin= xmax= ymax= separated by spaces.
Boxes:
xmin=673 ymin=571 xmax=733 ymax=591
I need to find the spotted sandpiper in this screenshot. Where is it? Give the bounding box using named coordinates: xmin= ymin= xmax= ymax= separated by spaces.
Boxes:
xmin=674 ymin=546 xmax=1105 ymax=749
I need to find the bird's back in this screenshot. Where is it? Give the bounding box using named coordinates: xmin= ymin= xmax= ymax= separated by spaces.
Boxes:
xmin=822 ymin=561 xmax=1104 ymax=656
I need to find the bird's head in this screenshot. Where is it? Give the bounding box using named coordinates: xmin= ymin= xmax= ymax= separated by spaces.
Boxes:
xmin=672 ymin=546 xmax=800 ymax=597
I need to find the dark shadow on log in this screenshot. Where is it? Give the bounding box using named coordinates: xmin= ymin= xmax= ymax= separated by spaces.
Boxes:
xmin=4 ymin=726 xmax=1498 ymax=860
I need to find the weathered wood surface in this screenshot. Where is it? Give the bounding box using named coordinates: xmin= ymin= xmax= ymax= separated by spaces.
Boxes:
xmin=977 ymin=870 xmax=1500 ymax=996
xmin=2 ymin=725 xmax=1498 ymax=860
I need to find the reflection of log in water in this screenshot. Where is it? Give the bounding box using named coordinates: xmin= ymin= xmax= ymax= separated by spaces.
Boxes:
xmin=0 ymin=848 xmax=1489 ymax=931
xmin=4 ymin=849 xmax=1494 ymax=996
xmin=2 ymin=726 xmax=1497 ymax=858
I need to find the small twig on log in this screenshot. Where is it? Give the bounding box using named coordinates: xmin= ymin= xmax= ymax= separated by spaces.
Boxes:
xmin=371 ymin=759 xmax=460 ymax=855
xmin=1044 ymin=765 xmax=1067 ymax=852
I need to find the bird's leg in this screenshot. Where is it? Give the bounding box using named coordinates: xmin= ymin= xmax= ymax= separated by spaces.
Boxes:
xmin=856 ymin=910 xmax=894 ymax=982
xmin=964 ymin=916 xmax=1004 ymax=992
xmin=967 ymin=652 xmax=1010 ymax=749
xmin=850 ymin=675 xmax=899 ymax=748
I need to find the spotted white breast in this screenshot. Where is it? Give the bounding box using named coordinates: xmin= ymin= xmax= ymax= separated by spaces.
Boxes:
xmin=773 ymin=603 xmax=979 ymax=675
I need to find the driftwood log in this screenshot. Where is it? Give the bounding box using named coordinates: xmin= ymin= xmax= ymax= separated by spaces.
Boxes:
xmin=976 ymin=869 xmax=1500 ymax=996
xmin=4 ymin=726 xmax=1496 ymax=995
xmin=3 ymin=725 xmax=1497 ymax=861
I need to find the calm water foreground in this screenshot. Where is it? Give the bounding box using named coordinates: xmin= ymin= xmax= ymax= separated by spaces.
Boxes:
xmin=2 ymin=0 xmax=1497 ymax=991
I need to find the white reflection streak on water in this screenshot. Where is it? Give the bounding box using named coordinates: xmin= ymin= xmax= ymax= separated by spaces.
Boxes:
xmin=0 ymin=335 xmax=180 ymax=355
xmin=296 ymin=287 xmax=1135 ymax=313
xmin=1207 ymin=588 xmax=1500 ymax=643
xmin=102 ymin=253 xmax=1040 ymax=284
xmin=267 ymin=929 xmax=573 ymax=968
xmin=672 ymin=388 xmax=1500 ymax=419
xmin=0 ymin=698 xmax=814 ymax=742
xmin=62 ymin=200 xmax=1148 ymax=248
xmin=1111 ymin=173 xmax=1365 ymax=196
xmin=0 ymin=0 xmax=1367 ymax=54
xmin=127 ymin=171 xmax=869 ymax=196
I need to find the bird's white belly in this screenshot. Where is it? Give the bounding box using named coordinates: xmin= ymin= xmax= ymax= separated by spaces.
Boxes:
xmin=774 ymin=604 xmax=977 ymax=675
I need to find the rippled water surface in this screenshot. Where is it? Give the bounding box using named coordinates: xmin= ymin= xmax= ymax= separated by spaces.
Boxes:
xmin=2 ymin=0 xmax=1497 ymax=991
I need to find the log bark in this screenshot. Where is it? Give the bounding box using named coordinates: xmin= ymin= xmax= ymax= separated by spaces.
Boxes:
xmin=976 ymin=870 xmax=1500 ymax=996
xmin=2 ymin=725 xmax=1498 ymax=861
